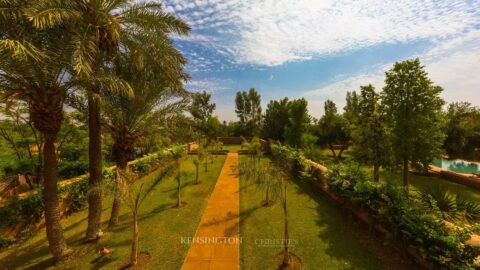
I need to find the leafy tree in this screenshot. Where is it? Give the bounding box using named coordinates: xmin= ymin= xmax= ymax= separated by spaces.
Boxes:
xmin=316 ymin=100 xmax=350 ymax=160
xmin=235 ymin=88 xmax=262 ymax=136
xmin=189 ymin=91 xmax=216 ymax=124
xmin=443 ymin=102 xmax=480 ymax=159
xmin=262 ymin=98 xmax=290 ymax=141
xmin=26 ymin=0 xmax=191 ymax=241
xmin=351 ymin=85 xmax=386 ymax=181
xmin=284 ymin=98 xmax=311 ymax=148
xmin=381 ymin=58 xmax=445 ymax=189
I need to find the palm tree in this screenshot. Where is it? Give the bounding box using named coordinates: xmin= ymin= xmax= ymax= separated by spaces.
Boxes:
xmin=26 ymin=0 xmax=191 ymax=240
xmin=0 ymin=2 xmax=73 ymax=260
xmin=104 ymin=52 xmax=188 ymax=227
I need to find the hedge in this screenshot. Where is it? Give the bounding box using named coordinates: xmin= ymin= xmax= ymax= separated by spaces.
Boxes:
xmin=0 ymin=144 xmax=186 ymax=244
xmin=271 ymin=143 xmax=480 ymax=270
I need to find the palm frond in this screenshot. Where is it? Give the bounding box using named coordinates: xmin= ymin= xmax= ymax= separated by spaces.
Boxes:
xmin=25 ymin=0 xmax=78 ymax=29
xmin=0 ymin=39 xmax=45 ymax=61
xmin=72 ymin=28 xmax=98 ymax=76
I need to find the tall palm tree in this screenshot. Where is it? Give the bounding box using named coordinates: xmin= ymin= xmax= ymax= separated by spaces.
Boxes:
xmin=0 ymin=2 xmax=76 ymax=259
xmin=104 ymin=51 xmax=188 ymax=227
xmin=26 ymin=0 xmax=191 ymax=240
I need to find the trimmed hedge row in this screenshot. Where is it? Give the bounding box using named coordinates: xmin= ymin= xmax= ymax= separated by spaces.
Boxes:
xmin=271 ymin=144 xmax=480 ymax=270
xmin=0 ymin=144 xmax=186 ymax=244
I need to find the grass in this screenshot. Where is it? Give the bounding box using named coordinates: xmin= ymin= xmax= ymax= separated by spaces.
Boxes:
xmin=382 ymin=171 xmax=480 ymax=201
xmin=239 ymin=157 xmax=387 ymax=270
xmin=222 ymin=144 xmax=243 ymax=152
xmin=0 ymin=155 xmax=226 ymax=269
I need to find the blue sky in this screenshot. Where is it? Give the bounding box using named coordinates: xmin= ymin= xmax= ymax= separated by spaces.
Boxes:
xmin=162 ymin=0 xmax=480 ymax=121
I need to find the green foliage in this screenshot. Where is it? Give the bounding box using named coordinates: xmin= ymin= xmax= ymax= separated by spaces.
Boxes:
xmin=0 ymin=145 xmax=185 ymax=243
xmin=315 ymin=100 xmax=350 ymax=160
xmin=443 ymin=102 xmax=480 ymax=159
xmin=58 ymin=160 xmax=88 ymax=179
xmin=326 ymin=162 xmax=480 ymax=269
xmin=350 ymin=85 xmax=386 ymax=181
xmin=262 ymin=97 xmax=290 ymax=141
xmin=284 ymin=98 xmax=312 ymax=148
xmin=235 ymin=88 xmax=262 ymax=136
xmin=189 ymin=91 xmax=216 ymax=124
xmin=421 ymin=186 xmax=480 ymax=224
xmin=381 ymin=58 xmax=445 ymax=176
xmin=271 ymin=146 xmax=479 ymax=269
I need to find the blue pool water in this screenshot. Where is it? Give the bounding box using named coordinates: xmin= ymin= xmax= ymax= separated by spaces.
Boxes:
xmin=432 ymin=158 xmax=480 ymax=174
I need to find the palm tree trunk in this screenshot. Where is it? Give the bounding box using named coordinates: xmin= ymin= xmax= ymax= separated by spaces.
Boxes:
xmin=86 ymin=94 xmax=103 ymax=241
xmin=108 ymin=168 xmax=122 ymax=228
xmin=43 ymin=133 xmax=70 ymax=260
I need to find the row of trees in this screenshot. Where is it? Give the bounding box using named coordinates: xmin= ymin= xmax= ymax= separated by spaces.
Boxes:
xmin=0 ymin=0 xmax=190 ymax=262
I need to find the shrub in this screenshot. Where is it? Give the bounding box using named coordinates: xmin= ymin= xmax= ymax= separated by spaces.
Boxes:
xmin=58 ymin=160 xmax=88 ymax=179
xmin=271 ymin=143 xmax=480 ymax=269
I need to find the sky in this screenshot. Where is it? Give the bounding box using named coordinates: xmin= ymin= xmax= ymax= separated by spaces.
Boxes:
xmin=161 ymin=0 xmax=480 ymax=121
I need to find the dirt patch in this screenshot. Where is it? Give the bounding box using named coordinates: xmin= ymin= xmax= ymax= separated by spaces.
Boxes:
xmin=275 ymin=251 xmax=302 ymax=270
xmin=118 ymin=251 xmax=151 ymax=270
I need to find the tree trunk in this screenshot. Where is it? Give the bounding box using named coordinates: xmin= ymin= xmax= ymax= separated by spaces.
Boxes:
xmin=108 ymin=168 xmax=122 ymax=228
xmin=328 ymin=144 xmax=337 ymax=160
xmin=195 ymin=164 xmax=199 ymax=184
xmin=43 ymin=133 xmax=70 ymax=260
xmin=109 ymin=143 xmax=129 ymax=227
xmin=373 ymin=162 xmax=380 ymax=182
xmin=403 ymin=158 xmax=409 ymax=191
xmin=131 ymin=211 xmax=139 ymax=266
xmin=265 ymin=187 xmax=269 ymax=204
xmin=86 ymin=94 xmax=103 ymax=241
xmin=176 ymin=173 xmax=181 ymax=207
xmin=282 ymin=182 xmax=290 ymax=266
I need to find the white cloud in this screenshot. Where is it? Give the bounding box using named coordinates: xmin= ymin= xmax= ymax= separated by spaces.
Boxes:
xmin=167 ymin=0 xmax=480 ymax=66
xmin=185 ymin=78 xmax=233 ymax=93
xmin=303 ymin=41 xmax=480 ymax=118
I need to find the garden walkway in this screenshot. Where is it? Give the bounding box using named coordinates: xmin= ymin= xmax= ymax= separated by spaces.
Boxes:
xmin=181 ymin=153 xmax=240 ymax=270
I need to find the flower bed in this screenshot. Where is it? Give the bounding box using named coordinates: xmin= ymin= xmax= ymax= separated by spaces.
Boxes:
xmin=271 ymin=144 xmax=480 ymax=270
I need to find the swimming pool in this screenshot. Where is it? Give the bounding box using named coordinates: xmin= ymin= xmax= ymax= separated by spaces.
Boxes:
xmin=432 ymin=158 xmax=480 ymax=174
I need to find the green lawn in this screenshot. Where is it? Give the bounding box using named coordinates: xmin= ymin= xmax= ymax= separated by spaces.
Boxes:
xmin=381 ymin=171 xmax=480 ymax=201
xmin=0 ymin=155 xmax=226 ymax=269
xmin=222 ymin=144 xmax=243 ymax=152
xmin=239 ymin=157 xmax=386 ymax=270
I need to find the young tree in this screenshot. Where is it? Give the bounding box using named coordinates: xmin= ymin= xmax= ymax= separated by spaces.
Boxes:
xmin=351 ymin=85 xmax=386 ymax=181
xmin=109 ymin=160 xmax=177 ymax=266
xmin=316 ymin=100 xmax=350 ymax=160
xmin=262 ymin=98 xmax=290 ymax=141
xmin=284 ymin=98 xmax=311 ymax=148
xmin=381 ymin=58 xmax=445 ymax=189
xmin=235 ymin=88 xmax=262 ymax=136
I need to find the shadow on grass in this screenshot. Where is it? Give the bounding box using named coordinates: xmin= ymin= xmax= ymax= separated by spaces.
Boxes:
xmin=291 ymin=177 xmax=386 ymax=270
